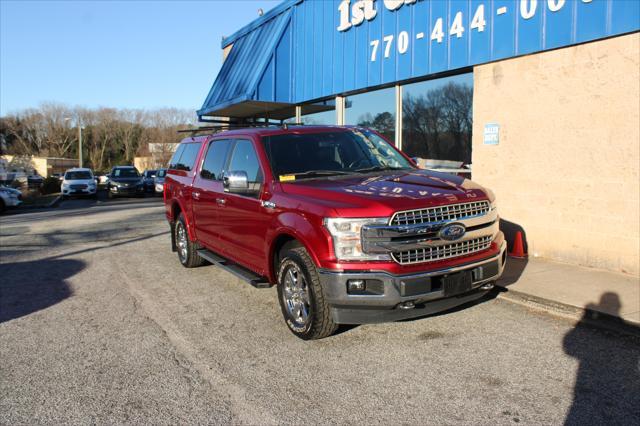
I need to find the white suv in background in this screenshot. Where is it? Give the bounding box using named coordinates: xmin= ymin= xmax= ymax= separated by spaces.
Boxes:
xmin=61 ymin=168 xmax=97 ymax=198
xmin=0 ymin=186 xmax=22 ymax=213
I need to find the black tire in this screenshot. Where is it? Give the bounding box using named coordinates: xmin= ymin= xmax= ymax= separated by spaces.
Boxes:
xmin=0 ymin=199 xmax=5 ymax=213
xmin=277 ymin=247 xmax=338 ymax=340
xmin=174 ymin=213 xmax=205 ymax=268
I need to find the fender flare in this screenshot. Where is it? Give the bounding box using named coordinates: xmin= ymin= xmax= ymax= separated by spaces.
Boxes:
xmin=170 ymin=198 xmax=197 ymax=241
xmin=266 ymin=213 xmax=330 ymax=283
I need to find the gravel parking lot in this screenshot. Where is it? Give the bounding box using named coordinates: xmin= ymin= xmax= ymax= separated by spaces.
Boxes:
xmin=1 ymin=196 xmax=639 ymax=425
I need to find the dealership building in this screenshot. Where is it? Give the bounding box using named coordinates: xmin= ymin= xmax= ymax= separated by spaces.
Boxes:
xmin=198 ymin=0 xmax=639 ymax=276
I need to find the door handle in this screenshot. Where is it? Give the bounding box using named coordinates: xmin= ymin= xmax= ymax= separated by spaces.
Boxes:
xmin=192 ymin=191 xmax=200 ymax=200
xmin=216 ymin=198 xmax=226 ymax=206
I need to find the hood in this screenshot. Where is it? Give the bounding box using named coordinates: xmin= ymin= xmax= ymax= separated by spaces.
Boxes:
xmin=63 ymin=178 xmax=95 ymax=185
xmin=0 ymin=186 xmax=21 ymax=195
xmin=280 ymin=169 xmax=490 ymax=217
xmin=110 ymin=176 xmax=141 ymax=183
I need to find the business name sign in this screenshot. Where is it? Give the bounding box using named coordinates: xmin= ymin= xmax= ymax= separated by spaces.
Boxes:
xmin=286 ymin=0 xmax=639 ymax=104
xmin=338 ymin=0 xmax=417 ymax=31
xmin=209 ymin=0 xmax=640 ymax=111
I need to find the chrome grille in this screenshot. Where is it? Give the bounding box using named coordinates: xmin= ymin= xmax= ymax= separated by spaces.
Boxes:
xmin=391 ymin=236 xmax=493 ymax=265
xmin=390 ymin=201 xmax=491 ymax=226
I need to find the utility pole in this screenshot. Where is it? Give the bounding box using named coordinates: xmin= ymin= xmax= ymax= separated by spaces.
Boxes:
xmin=78 ymin=123 xmax=83 ymax=168
xmin=65 ymin=117 xmax=83 ymax=168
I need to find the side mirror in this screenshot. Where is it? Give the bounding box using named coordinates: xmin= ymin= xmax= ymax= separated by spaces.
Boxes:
xmin=223 ymin=170 xmax=249 ymax=193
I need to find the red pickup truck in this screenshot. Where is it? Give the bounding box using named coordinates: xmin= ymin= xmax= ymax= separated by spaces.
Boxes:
xmin=164 ymin=125 xmax=506 ymax=339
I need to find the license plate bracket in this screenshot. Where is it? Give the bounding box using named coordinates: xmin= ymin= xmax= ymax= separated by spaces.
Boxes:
xmin=442 ymin=271 xmax=473 ymax=297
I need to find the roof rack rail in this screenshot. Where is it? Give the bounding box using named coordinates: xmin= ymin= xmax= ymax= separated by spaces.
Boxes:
xmin=177 ymin=122 xmax=305 ymax=134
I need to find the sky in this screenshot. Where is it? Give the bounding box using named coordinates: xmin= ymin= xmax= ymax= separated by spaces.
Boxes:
xmin=0 ymin=0 xmax=280 ymax=115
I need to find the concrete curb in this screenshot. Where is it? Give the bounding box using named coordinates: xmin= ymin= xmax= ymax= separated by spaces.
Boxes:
xmin=495 ymin=288 xmax=640 ymax=338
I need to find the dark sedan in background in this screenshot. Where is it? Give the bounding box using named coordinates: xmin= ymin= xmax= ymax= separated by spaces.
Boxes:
xmin=141 ymin=169 xmax=157 ymax=193
xmin=107 ymin=166 xmax=144 ymax=198
xmin=153 ymin=169 xmax=167 ymax=196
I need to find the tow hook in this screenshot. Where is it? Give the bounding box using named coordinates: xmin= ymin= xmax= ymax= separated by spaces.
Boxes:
xmin=398 ymin=301 xmax=415 ymax=310
xmin=479 ymin=282 xmax=495 ymax=291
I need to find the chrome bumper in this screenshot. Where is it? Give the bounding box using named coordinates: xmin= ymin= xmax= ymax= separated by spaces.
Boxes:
xmin=318 ymin=240 xmax=507 ymax=324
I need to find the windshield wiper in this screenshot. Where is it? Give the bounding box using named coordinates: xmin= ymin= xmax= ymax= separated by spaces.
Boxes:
xmin=353 ymin=166 xmax=408 ymax=173
xmin=292 ymin=170 xmax=353 ymax=178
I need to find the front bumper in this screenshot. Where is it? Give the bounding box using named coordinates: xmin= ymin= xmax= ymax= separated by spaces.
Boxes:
xmin=318 ymin=240 xmax=507 ymax=324
xmin=62 ymin=187 xmax=97 ymax=196
xmin=110 ymin=185 xmax=144 ymax=196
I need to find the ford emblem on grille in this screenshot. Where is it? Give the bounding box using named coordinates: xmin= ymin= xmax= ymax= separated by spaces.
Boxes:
xmin=439 ymin=223 xmax=466 ymax=241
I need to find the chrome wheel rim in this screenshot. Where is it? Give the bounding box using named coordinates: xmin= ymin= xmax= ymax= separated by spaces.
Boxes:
xmin=176 ymin=223 xmax=188 ymax=262
xmin=282 ymin=264 xmax=310 ymax=327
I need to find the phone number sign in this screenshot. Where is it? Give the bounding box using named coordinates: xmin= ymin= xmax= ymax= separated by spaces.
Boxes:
xmin=290 ymin=0 xmax=639 ymax=102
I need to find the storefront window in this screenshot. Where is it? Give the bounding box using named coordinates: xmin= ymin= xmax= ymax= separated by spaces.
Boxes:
xmin=345 ymin=87 xmax=395 ymax=143
xmin=402 ymin=74 xmax=473 ymax=165
xmin=300 ymin=100 xmax=335 ymax=125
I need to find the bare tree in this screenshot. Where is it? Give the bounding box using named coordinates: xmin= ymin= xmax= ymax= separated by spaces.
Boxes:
xmin=1 ymin=104 xmax=195 ymax=170
xmin=402 ymin=82 xmax=472 ymax=163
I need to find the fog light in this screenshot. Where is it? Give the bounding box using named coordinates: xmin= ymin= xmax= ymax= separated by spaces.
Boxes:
xmin=347 ymin=279 xmax=366 ymax=293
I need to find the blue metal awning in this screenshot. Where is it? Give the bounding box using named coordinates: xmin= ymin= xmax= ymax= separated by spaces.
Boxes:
xmin=200 ymin=0 xmax=639 ymax=122
xmin=197 ymin=6 xmax=294 ymax=121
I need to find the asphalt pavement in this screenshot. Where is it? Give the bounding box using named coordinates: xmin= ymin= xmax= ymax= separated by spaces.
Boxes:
xmin=1 ymin=194 xmax=639 ymax=425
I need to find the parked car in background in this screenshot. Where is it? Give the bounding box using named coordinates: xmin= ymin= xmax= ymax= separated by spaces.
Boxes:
xmin=0 ymin=185 xmax=22 ymax=213
xmin=154 ymin=169 xmax=167 ymax=196
xmin=142 ymin=169 xmax=158 ymax=192
xmin=27 ymin=173 xmax=44 ymax=189
xmin=95 ymin=171 xmax=110 ymax=187
xmin=107 ymin=166 xmax=144 ymax=198
xmin=61 ymin=168 xmax=97 ymax=198
xmin=51 ymin=173 xmax=64 ymax=182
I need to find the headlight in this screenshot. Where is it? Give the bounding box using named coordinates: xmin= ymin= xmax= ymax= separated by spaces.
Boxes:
xmin=324 ymin=217 xmax=391 ymax=261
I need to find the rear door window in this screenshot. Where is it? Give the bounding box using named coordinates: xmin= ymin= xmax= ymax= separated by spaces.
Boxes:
xmin=168 ymin=145 xmax=186 ymax=170
xmin=175 ymin=143 xmax=201 ymax=172
xmin=201 ymin=139 xmax=232 ymax=180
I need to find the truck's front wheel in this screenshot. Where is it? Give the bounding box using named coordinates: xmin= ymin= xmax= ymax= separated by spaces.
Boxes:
xmin=277 ymin=247 xmax=338 ymax=340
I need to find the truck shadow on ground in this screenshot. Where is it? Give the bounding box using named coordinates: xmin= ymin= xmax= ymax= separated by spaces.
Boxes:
xmin=497 ymin=218 xmax=529 ymax=287
xmin=562 ymin=292 xmax=640 ymax=424
xmin=0 ymin=258 xmax=83 ymax=323
xmin=335 ymin=289 xmax=504 ymax=336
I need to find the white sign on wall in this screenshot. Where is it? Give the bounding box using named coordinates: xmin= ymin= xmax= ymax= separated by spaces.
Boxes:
xmin=483 ymin=123 xmax=500 ymax=145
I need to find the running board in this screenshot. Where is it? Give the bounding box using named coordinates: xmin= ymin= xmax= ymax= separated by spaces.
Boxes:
xmin=196 ymin=249 xmax=271 ymax=288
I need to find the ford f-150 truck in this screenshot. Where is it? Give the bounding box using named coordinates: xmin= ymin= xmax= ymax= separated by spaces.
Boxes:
xmin=164 ymin=125 xmax=506 ymax=339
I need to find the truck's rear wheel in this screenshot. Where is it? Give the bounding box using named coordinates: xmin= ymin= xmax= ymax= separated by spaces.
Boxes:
xmin=277 ymin=247 xmax=337 ymax=340
xmin=175 ymin=213 xmax=205 ymax=268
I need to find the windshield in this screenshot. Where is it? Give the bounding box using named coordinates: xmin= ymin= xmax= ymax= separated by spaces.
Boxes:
xmin=156 ymin=169 xmax=167 ymax=178
xmin=65 ymin=171 xmax=92 ymax=180
xmin=263 ymin=129 xmax=413 ymax=180
xmin=144 ymin=170 xmax=157 ymax=177
xmin=112 ymin=168 xmax=139 ymax=178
